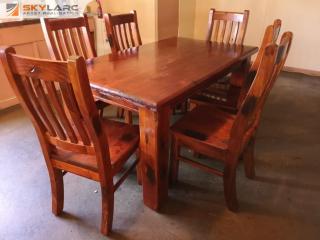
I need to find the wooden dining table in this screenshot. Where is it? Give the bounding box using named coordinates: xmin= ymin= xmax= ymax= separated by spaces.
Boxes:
xmin=86 ymin=37 xmax=258 ymax=211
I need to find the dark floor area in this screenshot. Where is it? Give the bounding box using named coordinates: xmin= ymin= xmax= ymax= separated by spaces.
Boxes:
xmin=0 ymin=72 xmax=320 ymax=240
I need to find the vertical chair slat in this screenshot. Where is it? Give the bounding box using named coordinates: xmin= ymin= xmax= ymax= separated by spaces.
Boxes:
xmin=54 ymin=31 xmax=67 ymax=60
xmin=112 ymin=26 xmax=121 ymax=51
xmin=213 ymin=20 xmax=220 ymax=42
xmin=33 ymin=78 xmax=66 ymax=140
xmin=61 ymin=29 xmax=72 ymax=57
xmin=231 ymin=22 xmax=240 ymax=44
xmin=226 ymin=22 xmax=233 ymax=44
xmin=23 ymin=76 xmax=56 ymax=136
xmin=220 ymin=20 xmax=227 ymax=43
xmin=123 ymin=23 xmax=130 ymax=49
xmin=68 ymin=28 xmax=81 ymax=56
xmin=128 ymin=23 xmax=135 ymax=47
xmin=118 ymin=25 xmax=126 ymax=50
xmin=76 ymin=27 xmax=88 ymax=59
xmin=59 ymin=82 xmax=91 ymax=145
xmin=45 ymin=81 xmax=78 ymax=143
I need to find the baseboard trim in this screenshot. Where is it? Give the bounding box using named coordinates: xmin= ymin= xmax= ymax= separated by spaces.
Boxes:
xmin=283 ymin=66 xmax=320 ymax=77
xmin=0 ymin=97 xmax=19 ymax=110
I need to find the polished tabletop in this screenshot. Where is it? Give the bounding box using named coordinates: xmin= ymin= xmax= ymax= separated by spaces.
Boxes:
xmin=87 ymin=37 xmax=258 ymax=110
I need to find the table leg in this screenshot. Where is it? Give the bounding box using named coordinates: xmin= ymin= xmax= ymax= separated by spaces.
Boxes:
xmin=138 ymin=106 xmax=171 ymax=210
xmin=230 ymin=57 xmax=251 ymax=107
xmin=230 ymin=57 xmax=251 ymax=87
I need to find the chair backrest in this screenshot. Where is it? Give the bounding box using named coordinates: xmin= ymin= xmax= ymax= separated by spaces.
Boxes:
xmin=41 ymin=14 xmax=97 ymax=61
xmin=104 ymin=10 xmax=142 ymax=53
xmin=0 ymin=47 xmax=111 ymax=177
xmin=230 ymin=31 xmax=293 ymax=155
xmin=206 ymin=9 xmax=249 ymax=45
xmin=251 ymin=19 xmax=282 ymax=72
xmin=262 ymin=31 xmax=293 ymax=105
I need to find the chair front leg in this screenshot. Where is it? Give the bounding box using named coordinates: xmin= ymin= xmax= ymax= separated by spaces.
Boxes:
xmin=50 ymin=169 xmax=64 ymax=216
xmin=243 ymin=136 xmax=256 ymax=179
xmin=100 ymin=185 xmax=114 ymax=236
xmin=223 ymin=162 xmax=238 ymax=212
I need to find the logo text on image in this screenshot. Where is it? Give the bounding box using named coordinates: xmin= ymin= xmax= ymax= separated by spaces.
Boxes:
xmin=0 ymin=1 xmax=84 ymax=19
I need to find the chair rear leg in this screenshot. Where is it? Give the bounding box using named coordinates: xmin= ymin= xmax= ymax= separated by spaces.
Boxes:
xmin=100 ymin=186 xmax=114 ymax=236
xmin=50 ymin=169 xmax=64 ymax=216
xmin=99 ymin=108 xmax=104 ymax=118
xmin=243 ymin=136 xmax=256 ymax=179
xmin=124 ymin=110 xmax=133 ymax=124
xmin=170 ymin=135 xmax=180 ymax=185
xmin=117 ymin=108 xmax=125 ymax=119
xmin=135 ymin=149 xmax=142 ymax=185
xmin=223 ymin=163 xmax=238 ymax=212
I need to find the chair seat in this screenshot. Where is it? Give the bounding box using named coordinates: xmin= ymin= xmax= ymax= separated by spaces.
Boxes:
xmin=95 ymin=100 xmax=109 ymax=110
xmin=52 ymin=119 xmax=139 ymax=176
xmin=190 ymin=84 xmax=241 ymax=111
xmin=171 ymin=105 xmax=236 ymax=152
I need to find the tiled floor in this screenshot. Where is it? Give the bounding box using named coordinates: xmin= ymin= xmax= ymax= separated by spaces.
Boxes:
xmin=0 ymin=72 xmax=320 ymax=240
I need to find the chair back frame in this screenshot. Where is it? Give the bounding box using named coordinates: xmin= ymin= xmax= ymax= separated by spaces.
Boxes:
xmin=104 ymin=10 xmax=142 ymax=53
xmin=0 ymin=47 xmax=112 ymax=183
xmin=206 ymin=8 xmax=249 ymax=45
xmin=251 ymin=19 xmax=282 ymax=72
xmin=230 ymin=32 xmax=293 ymax=158
xmin=41 ymin=14 xmax=97 ymax=61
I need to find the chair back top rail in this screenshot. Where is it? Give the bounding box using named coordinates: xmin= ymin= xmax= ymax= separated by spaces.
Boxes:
xmin=206 ymin=8 xmax=249 ymax=45
xmin=41 ymin=14 xmax=96 ymax=61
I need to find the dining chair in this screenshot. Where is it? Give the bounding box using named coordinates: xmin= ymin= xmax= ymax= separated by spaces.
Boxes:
xmin=184 ymin=9 xmax=250 ymax=114
xmin=40 ymin=15 xmax=108 ymax=118
xmin=104 ymin=10 xmax=142 ymax=54
xmin=190 ymin=19 xmax=282 ymax=112
xmin=104 ymin=10 xmax=142 ymax=122
xmin=206 ymin=8 xmax=249 ymax=45
xmin=0 ymin=46 xmax=140 ymax=236
xmin=170 ymin=32 xmax=293 ymax=211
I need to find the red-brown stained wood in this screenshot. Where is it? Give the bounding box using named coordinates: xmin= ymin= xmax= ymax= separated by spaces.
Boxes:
xmin=169 ymin=32 xmax=293 ymax=211
xmin=0 ymin=47 xmax=140 ymax=236
xmin=88 ymin=38 xmax=257 ymax=111
xmin=40 ymin=14 xmax=108 ymax=117
xmin=104 ymin=10 xmax=142 ymax=54
xmin=87 ymin=37 xmax=257 ymax=210
xmin=138 ymin=106 xmax=171 ymax=210
xmin=206 ymin=9 xmax=249 ymax=45
xmin=191 ymin=19 xmax=282 ymax=111
xmin=103 ymin=10 xmax=142 ymax=123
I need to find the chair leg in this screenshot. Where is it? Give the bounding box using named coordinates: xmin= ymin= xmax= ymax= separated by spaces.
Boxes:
xmin=117 ymin=108 xmax=124 ymax=119
xmin=223 ymin=163 xmax=238 ymax=212
xmin=100 ymin=186 xmax=114 ymax=236
xmin=136 ymin=149 xmax=142 ymax=185
xmin=182 ymin=100 xmax=189 ymax=113
xmin=50 ymin=169 xmax=64 ymax=216
xmin=124 ymin=110 xmax=133 ymax=124
xmin=243 ymin=137 xmax=256 ymax=179
xmin=170 ymin=135 xmax=180 ymax=185
xmin=99 ymin=108 xmax=104 ymax=118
